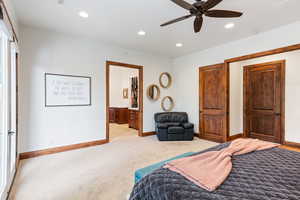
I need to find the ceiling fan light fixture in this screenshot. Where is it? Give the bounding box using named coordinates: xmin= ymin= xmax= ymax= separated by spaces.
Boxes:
xmin=78 ymin=11 xmax=89 ymax=18
xmin=176 ymin=43 xmax=183 ymax=47
xmin=225 ymin=23 xmax=235 ymax=29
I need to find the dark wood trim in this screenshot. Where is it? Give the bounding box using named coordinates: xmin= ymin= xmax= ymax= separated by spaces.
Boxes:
xmin=279 ymin=145 xmax=300 ymax=153
xmin=106 ymin=61 xmax=144 ymax=142
xmin=225 ymin=43 xmax=300 ymax=63
xmin=225 ymin=62 xmax=230 ymax=142
xmin=243 ymin=60 xmax=285 ymax=144
xmin=198 ymin=63 xmax=224 ymax=71
xmin=106 ymin=61 xmax=143 ymax=69
xmin=228 ymin=133 xmax=243 ymax=141
xmin=283 ymin=141 xmax=300 ymax=148
xmin=139 ymin=68 xmax=144 ymax=137
xmin=142 ymin=132 xmax=156 ymax=137
xmin=0 ymin=1 xmax=18 ymax=42
xmin=19 ymin=139 xmax=108 ymax=160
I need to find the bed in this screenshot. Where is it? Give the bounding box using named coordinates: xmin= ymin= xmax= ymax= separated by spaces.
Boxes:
xmin=129 ymin=142 xmax=300 ymax=200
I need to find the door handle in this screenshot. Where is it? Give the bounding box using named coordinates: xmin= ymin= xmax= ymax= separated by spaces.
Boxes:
xmin=275 ymin=113 xmax=281 ymax=116
xmin=8 ymin=131 xmax=16 ymax=135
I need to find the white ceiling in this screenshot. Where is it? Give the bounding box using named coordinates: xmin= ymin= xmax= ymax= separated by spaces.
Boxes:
xmin=12 ymin=0 xmax=300 ymax=57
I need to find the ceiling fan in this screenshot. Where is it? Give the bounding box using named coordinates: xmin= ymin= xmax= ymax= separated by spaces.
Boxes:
xmin=161 ymin=0 xmax=243 ymax=33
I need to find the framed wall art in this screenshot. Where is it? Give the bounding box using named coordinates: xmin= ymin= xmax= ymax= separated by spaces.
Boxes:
xmin=45 ymin=73 xmax=91 ymax=107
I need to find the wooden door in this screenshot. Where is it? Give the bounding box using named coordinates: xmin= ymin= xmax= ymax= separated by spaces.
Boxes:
xmin=199 ymin=63 xmax=228 ymax=143
xmin=244 ymin=60 xmax=285 ymax=144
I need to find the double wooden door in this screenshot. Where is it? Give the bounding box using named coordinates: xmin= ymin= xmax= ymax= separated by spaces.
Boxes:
xmin=244 ymin=60 xmax=285 ymax=143
xmin=199 ymin=60 xmax=285 ymax=144
xmin=199 ymin=64 xmax=228 ymax=143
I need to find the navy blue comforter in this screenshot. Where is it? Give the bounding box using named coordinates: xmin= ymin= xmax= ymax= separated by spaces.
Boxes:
xmin=130 ymin=143 xmax=300 ymax=200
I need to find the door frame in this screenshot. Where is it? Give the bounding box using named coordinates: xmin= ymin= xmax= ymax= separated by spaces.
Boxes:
xmin=224 ymin=43 xmax=300 ymax=142
xmin=243 ymin=60 xmax=286 ymax=144
xmin=198 ymin=63 xmax=229 ymax=143
xmin=105 ymin=61 xmax=144 ymax=142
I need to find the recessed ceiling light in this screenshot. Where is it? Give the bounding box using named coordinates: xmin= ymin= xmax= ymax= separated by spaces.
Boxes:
xmin=225 ymin=23 xmax=235 ymax=29
xmin=138 ymin=30 xmax=146 ymax=36
xmin=176 ymin=43 xmax=183 ymax=47
xmin=275 ymin=0 xmax=289 ymax=6
xmin=58 ymin=0 xmax=64 ymax=5
xmin=78 ymin=11 xmax=89 ymax=18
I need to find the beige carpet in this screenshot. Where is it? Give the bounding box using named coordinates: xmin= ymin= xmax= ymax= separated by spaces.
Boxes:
xmin=109 ymin=123 xmax=138 ymax=140
xmin=9 ymin=134 xmax=218 ymax=200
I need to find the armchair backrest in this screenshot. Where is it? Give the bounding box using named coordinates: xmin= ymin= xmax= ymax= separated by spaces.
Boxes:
xmin=154 ymin=112 xmax=188 ymax=123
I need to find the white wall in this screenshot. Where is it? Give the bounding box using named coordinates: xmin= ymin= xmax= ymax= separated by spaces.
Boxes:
xmin=229 ymin=50 xmax=300 ymax=142
xmin=109 ymin=66 xmax=138 ymax=108
xmin=229 ymin=63 xmax=243 ymax=136
xmin=172 ymin=20 xmax=300 ymax=143
xmin=19 ymin=25 xmax=173 ymax=153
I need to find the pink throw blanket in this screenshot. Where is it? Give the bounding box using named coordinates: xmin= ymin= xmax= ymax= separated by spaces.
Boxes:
xmin=164 ymin=138 xmax=280 ymax=191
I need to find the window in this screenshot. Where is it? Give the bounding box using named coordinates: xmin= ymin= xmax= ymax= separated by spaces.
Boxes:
xmin=0 ymin=26 xmax=17 ymax=200
xmin=0 ymin=30 xmax=7 ymax=199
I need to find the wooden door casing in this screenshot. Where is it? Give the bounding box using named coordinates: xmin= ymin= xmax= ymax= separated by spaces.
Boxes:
xmin=244 ymin=60 xmax=285 ymax=144
xmin=106 ymin=61 xmax=144 ymax=141
xmin=199 ymin=63 xmax=228 ymax=143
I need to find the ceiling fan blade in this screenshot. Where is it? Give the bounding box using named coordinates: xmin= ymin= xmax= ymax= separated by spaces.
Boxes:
xmin=205 ymin=10 xmax=243 ymax=18
xmin=202 ymin=0 xmax=223 ymax=10
xmin=170 ymin=0 xmax=197 ymax=11
xmin=194 ymin=16 xmax=203 ymax=33
xmin=161 ymin=14 xmax=193 ymax=27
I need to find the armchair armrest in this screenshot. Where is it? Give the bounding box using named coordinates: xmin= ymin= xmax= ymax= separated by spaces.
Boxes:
xmin=156 ymin=123 xmax=168 ymax=129
xmin=182 ymin=123 xmax=194 ymax=129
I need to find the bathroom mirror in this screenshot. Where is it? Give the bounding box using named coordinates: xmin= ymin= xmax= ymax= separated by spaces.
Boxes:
xmin=147 ymin=84 xmax=160 ymax=101
xmin=161 ymin=96 xmax=174 ymax=112
xmin=159 ymin=72 xmax=172 ymax=88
